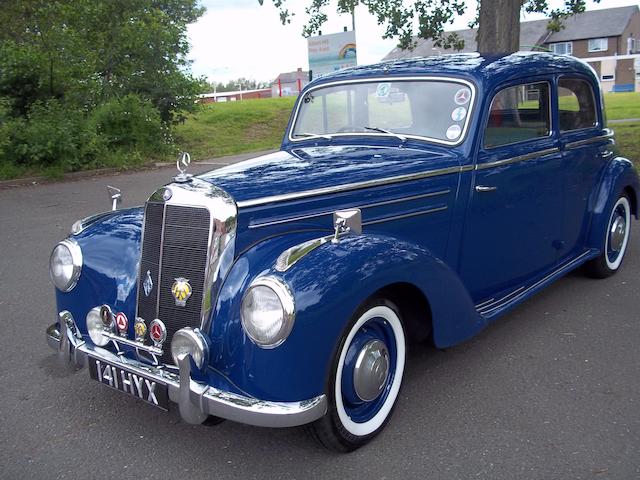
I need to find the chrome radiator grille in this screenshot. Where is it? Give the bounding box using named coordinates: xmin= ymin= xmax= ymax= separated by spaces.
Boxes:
xmin=137 ymin=201 xmax=211 ymax=360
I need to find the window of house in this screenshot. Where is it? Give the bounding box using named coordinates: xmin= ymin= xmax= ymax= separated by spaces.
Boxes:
xmin=558 ymin=78 xmax=597 ymax=131
xmin=588 ymin=38 xmax=608 ymax=52
xmin=601 ymin=74 xmax=615 ymax=81
xmin=550 ymin=42 xmax=573 ymax=55
xmin=484 ymin=82 xmax=550 ymax=148
xmin=627 ymin=36 xmax=636 ymax=55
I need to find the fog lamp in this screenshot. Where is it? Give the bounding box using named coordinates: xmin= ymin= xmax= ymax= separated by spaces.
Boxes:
xmin=86 ymin=307 xmax=110 ymax=347
xmin=171 ymin=328 xmax=208 ymax=369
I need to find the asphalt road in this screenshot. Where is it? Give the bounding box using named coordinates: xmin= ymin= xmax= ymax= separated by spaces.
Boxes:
xmin=0 ymin=155 xmax=639 ymax=479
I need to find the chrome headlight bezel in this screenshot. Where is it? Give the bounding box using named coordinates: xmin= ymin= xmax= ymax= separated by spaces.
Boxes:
xmin=240 ymin=276 xmax=296 ymax=349
xmin=49 ymin=238 xmax=83 ymax=292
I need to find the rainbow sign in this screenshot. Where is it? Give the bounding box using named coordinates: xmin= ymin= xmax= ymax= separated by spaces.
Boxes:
xmin=308 ymin=30 xmax=357 ymax=78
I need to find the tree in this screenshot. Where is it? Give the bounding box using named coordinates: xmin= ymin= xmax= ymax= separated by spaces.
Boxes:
xmin=0 ymin=0 xmax=205 ymax=122
xmin=0 ymin=0 xmax=205 ymax=173
xmin=260 ymin=0 xmax=601 ymax=54
xmin=207 ymin=78 xmax=270 ymax=93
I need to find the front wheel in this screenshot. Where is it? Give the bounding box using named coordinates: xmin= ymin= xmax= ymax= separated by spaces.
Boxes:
xmin=308 ymin=299 xmax=406 ymax=452
xmin=585 ymin=194 xmax=632 ymax=278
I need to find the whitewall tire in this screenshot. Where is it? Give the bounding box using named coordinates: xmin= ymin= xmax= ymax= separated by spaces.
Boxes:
xmin=308 ymin=298 xmax=406 ymax=452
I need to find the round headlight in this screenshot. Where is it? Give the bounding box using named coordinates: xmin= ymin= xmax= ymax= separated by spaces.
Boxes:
xmin=241 ymin=277 xmax=295 ymax=349
xmin=49 ymin=239 xmax=82 ymax=292
xmin=171 ymin=328 xmax=208 ymax=369
xmin=86 ymin=307 xmax=110 ymax=346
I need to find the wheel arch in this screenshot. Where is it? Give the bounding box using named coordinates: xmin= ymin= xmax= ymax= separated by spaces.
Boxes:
xmin=623 ymin=184 xmax=638 ymax=218
xmin=587 ymin=156 xmax=640 ymax=249
xmin=375 ymin=282 xmax=433 ymax=343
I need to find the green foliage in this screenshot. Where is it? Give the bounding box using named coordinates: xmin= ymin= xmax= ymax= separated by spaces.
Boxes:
xmin=206 ymin=78 xmax=271 ymax=93
xmin=262 ymin=0 xmax=601 ymax=51
xmin=0 ymin=0 xmax=204 ymax=178
xmin=91 ymin=95 xmax=169 ymax=154
xmin=1 ymin=100 xmax=97 ymax=169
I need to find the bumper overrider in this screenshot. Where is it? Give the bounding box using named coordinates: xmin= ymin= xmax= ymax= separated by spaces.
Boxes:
xmin=46 ymin=314 xmax=327 ymax=428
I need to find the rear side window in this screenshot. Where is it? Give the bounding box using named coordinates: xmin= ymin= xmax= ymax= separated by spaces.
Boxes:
xmin=558 ymin=78 xmax=597 ymax=131
xmin=484 ymin=82 xmax=550 ymax=148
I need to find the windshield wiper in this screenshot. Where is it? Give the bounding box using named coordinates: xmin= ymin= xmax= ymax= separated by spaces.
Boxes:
xmin=364 ymin=126 xmax=407 ymax=143
xmin=295 ymin=132 xmax=333 ymax=140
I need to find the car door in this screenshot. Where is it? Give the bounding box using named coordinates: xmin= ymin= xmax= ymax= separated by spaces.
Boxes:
xmin=459 ymin=79 xmax=564 ymax=303
xmin=556 ymin=76 xmax=611 ymax=259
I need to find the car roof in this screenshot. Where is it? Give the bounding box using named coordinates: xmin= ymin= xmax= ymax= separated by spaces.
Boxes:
xmin=310 ymin=52 xmax=597 ymax=90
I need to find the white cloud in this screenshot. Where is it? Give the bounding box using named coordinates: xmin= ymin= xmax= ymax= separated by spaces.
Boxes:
xmin=187 ymin=0 xmax=639 ymax=84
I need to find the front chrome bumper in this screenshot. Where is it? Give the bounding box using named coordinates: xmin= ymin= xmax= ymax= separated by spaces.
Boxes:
xmin=46 ymin=319 xmax=327 ymax=428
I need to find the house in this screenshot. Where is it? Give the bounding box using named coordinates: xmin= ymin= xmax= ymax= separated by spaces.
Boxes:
xmin=271 ymin=68 xmax=310 ymax=97
xmin=383 ymin=5 xmax=640 ymax=92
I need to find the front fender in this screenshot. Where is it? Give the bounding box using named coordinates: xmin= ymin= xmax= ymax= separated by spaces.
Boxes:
xmin=587 ymin=155 xmax=639 ymax=249
xmin=54 ymin=208 xmax=143 ymax=336
xmin=209 ymin=232 xmax=483 ymax=402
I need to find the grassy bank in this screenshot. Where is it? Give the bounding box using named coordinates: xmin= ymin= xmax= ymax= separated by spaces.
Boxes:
xmin=173 ymin=97 xmax=296 ymax=160
xmin=603 ymin=92 xmax=640 ymax=120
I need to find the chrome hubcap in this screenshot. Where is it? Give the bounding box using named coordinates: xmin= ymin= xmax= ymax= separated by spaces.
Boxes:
xmin=610 ymin=216 xmax=626 ymax=252
xmin=353 ymin=340 xmax=390 ymax=402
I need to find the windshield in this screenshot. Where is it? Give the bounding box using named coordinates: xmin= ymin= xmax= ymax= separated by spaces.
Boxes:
xmin=290 ymin=79 xmax=474 ymax=145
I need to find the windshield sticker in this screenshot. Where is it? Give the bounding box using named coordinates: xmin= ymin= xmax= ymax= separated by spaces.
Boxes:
xmin=446 ymin=124 xmax=462 ymax=140
xmin=451 ymin=107 xmax=467 ymax=122
xmin=375 ymin=83 xmax=391 ymax=98
xmin=454 ymin=88 xmax=471 ymax=105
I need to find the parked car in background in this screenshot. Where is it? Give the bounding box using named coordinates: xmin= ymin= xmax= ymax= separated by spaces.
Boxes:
xmin=47 ymin=52 xmax=638 ymax=452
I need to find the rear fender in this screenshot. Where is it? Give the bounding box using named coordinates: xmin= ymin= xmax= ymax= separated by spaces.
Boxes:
xmin=587 ymin=156 xmax=639 ymax=249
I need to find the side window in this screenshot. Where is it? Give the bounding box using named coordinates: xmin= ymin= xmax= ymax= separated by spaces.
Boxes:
xmin=484 ymin=82 xmax=550 ymax=149
xmin=558 ymin=78 xmax=597 ymax=131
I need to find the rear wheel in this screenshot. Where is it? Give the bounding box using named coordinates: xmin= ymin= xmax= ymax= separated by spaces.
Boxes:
xmin=585 ymin=194 xmax=631 ymax=278
xmin=309 ymin=298 xmax=406 ymax=452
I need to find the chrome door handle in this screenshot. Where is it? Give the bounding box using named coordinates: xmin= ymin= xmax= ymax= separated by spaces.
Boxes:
xmin=475 ymin=185 xmax=497 ymax=192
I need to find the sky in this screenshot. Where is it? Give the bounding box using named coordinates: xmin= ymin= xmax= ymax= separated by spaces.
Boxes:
xmin=188 ymin=0 xmax=640 ymax=84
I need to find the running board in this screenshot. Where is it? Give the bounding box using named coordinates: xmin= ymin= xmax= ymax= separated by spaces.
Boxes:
xmin=475 ymin=249 xmax=599 ymax=320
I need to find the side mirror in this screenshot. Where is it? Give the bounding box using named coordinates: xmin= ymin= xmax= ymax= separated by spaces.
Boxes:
xmin=331 ymin=209 xmax=362 ymax=243
xmin=107 ymin=185 xmax=122 ymax=211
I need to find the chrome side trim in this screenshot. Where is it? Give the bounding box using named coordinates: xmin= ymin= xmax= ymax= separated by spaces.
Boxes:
xmin=287 ymin=76 xmax=477 ymax=147
xmin=275 ymin=236 xmax=333 ymax=272
xmin=476 ymin=286 xmax=525 ymax=312
xmin=475 ymin=297 xmax=496 ymax=309
xmin=70 ymin=211 xmax=113 ymax=236
xmin=363 ymin=206 xmax=448 ymax=226
xmin=476 ymin=147 xmax=560 ymax=171
xmin=565 ymin=133 xmax=614 ymax=150
xmin=359 ymin=189 xmax=451 ymax=209
xmin=248 ymin=189 xmax=451 ymax=229
xmin=250 ymin=211 xmax=333 ymax=229
xmin=479 ymin=250 xmax=593 ymax=316
xmin=46 ymin=323 xmax=327 ymax=428
xmin=237 ymin=167 xmax=463 ymax=208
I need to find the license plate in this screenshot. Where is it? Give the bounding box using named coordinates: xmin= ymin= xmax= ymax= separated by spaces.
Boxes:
xmin=88 ymin=356 xmax=169 ymax=410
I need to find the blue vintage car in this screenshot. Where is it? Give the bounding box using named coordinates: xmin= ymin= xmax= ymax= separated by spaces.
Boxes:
xmin=46 ymin=52 xmax=638 ymax=451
